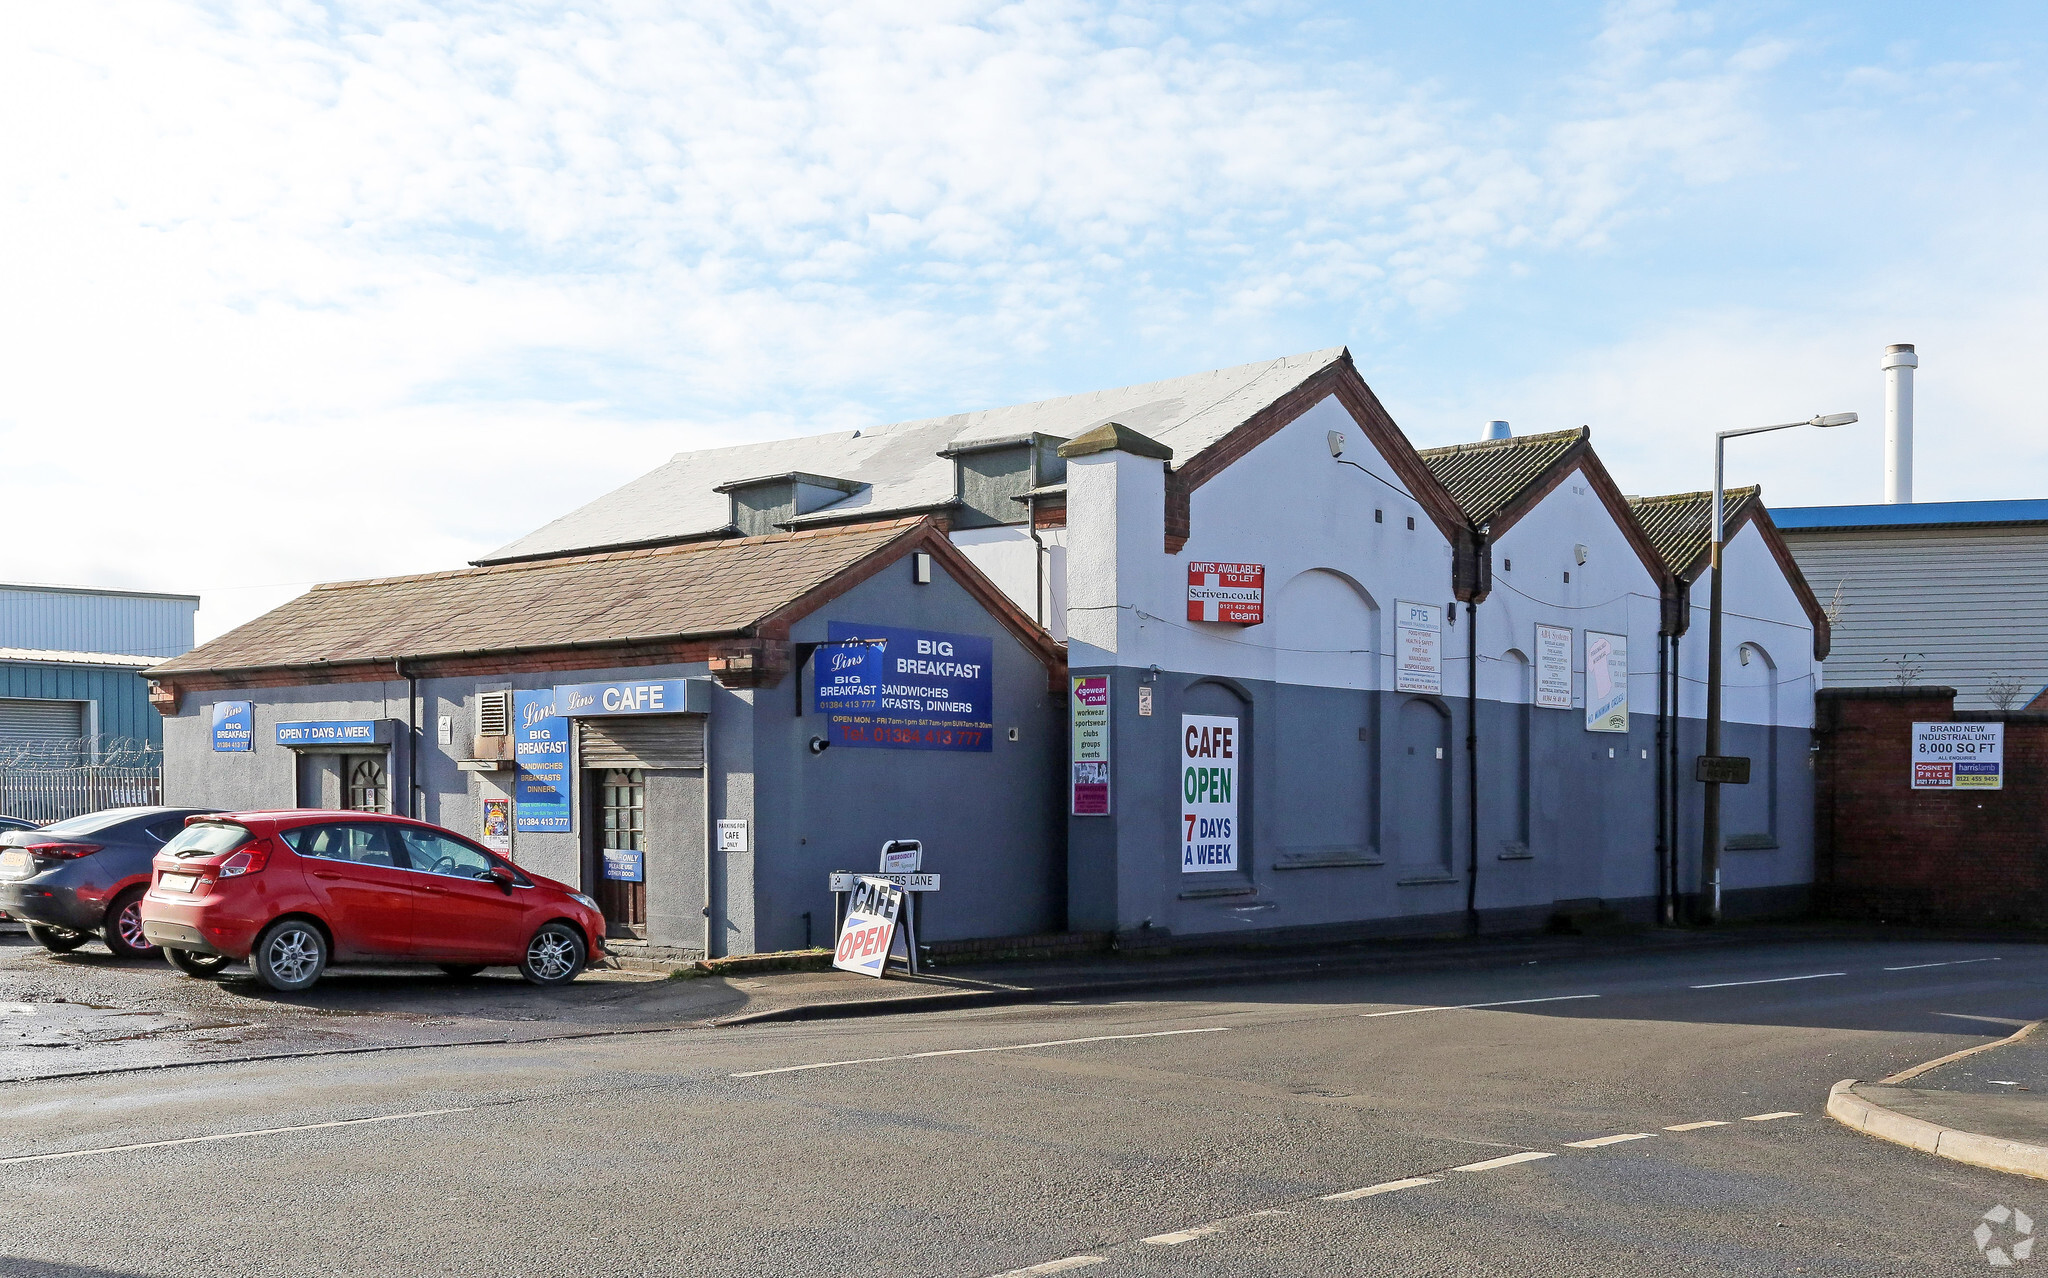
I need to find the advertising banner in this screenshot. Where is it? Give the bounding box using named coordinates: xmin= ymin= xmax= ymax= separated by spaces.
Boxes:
xmin=816 ymin=621 xmax=993 ymax=752
xmin=833 ymin=875 xmax=906 ymax=978
xmin=1181 ymin=714 xmax=1239 ymax=873
xmin=1071 ymin=675 xmax=1110 ymax=816
xmin=480 ymin=797 xmax=512 ymax=853
xmin=211 ymin=701 xmax=253 ymax=752
xmin=275 ymin=720 xmax=384 ymax=746
xmin=1912 ymin=721 xmax=2004 ymax=790
xmin=513 ymin=690 xmax=573 ymax=833
xmin=1534 ymin=624 xmax=1573 ymax=709
xmin=1395 ymin=601 xmax=1443 ymax=695
xmin=1186 ymin=562 xmax=1265 ymax=624
xmin=1585 ymin=632 xmax=1628 ymax=733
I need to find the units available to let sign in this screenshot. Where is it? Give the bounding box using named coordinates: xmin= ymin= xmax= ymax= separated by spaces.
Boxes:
xmin=1912 ymin=721 xmax=2004 ymax=790
xmin=815 ymin=621 xmax=994 ymax=752
xmin=1187 ymin=562 xmax=1264 ymax=624
xmin=1181 ymin=715 xmax=1239 ymax=873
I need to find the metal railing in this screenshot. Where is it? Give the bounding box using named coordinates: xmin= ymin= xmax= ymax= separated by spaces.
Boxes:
xmin=0 ymin=766 xmax=164 ymax=825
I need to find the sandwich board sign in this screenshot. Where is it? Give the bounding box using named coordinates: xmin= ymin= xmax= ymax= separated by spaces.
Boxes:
xmin=833 ymin=875 xmax=906 ymax=978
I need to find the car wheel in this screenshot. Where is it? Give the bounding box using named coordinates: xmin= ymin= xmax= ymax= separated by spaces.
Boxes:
xmin=519 ymin=923 xmax=585 ymax=987
xmin=438 ymin=963 xmax=486 ymax=978
xmin=25 ymin=923 xmax=87 ymax=954
xmin=165 ymin=947 xmax=233 ymax=978
xmin=251 ymin=919 xmax=328 ymax=992
xmin=102 ymin=889 xmax=159 ymax=959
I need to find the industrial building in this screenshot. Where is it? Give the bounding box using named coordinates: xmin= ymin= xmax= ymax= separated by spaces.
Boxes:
xmin=147 ymin=348 xmax=1826 ymax=956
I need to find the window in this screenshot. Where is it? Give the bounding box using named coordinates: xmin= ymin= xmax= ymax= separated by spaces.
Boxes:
xmin=145 ymin=816 xmax=190 ymax=844
xmin=164 ymin=822 xmax=251 ymax=858
xmin=345 ymin=757 xmax=388 ymax=813
xmin=399 ymin=827 xmax=497 ymax=880
xmin=284 ymin=822 xmax=398 ymax=867
xmin=599 ymin=769 xmax=645 ymax=857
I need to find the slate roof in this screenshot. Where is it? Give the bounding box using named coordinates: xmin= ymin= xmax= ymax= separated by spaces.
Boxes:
xmin=1627 ymin=487 xmax=1763 ymax=581
xmin=147 ymin=520 xmax=924 ymax=678
xmin=0 ymin=648 xmax=157 ymax=668
xmin=477 ymin=348 xmax=1350 ymax=564
xmin=1416 ymin=428 xmax=1585 ymax=527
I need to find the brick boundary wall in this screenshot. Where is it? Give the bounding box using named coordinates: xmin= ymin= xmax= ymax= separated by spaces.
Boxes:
xmin=1815 ymin=686 xmax=2048 ymax=928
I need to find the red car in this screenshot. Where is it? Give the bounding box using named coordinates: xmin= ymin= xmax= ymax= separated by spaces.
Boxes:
xmin=139 ymin=810 xmax=606 ymax=992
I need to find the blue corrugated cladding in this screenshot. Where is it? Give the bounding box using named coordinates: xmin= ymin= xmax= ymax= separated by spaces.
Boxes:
xmin=0 ymin=661 xmax=161 ymax=747
xmin=0 ymin=588 xmax=197 ymax=660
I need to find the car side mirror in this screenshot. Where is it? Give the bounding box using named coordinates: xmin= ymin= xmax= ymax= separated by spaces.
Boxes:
xmin=486 ymin=866 xmax=515 ymax=894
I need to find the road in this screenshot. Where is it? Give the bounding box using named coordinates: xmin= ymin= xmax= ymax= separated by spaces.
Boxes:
xmin=1 ymin=936 xmax=2043 ymax=1276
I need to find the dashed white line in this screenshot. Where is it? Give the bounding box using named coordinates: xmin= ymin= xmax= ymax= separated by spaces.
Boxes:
xmin=990 ymin=1257 xmax=1104 ymax=1276
xmin=0 ymin=1107 xmax=475 ymax=1165
xmin=730 ymin=1027 xmax=1231 ymax=1077
xmin=1323 ymin=1176 xmax=1440 ymax=1201
xmin=1451 ymin=1150 xmax=1556 ymax=1172
xmin=1689 ymin=972 xmax=1846 ymax=990
xmin=1884 ymin=957 xmax=2002 ymax=971
xmin=1142 ymin=1210 xmax=1286 ymax=1246
xmin=1742 ymin=1111 xmax=1802 ymax=1121
xmin=1564 ymin=1133 xmax=1650 ymax=1148
xmin=1665 ymin=1121 xmax=1727 ymax=1131
xmin=1363 ymin=994 xmax=1601 ymax=1018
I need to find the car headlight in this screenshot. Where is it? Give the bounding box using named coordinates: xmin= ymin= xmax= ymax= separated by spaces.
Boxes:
xmin=570 ymin=892 xmax=599 ymax=911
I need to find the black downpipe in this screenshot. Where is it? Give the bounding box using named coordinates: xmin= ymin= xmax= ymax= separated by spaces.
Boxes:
xmin=1464 ymin=596 xmax=1480 ymax=937
xmin=397 ymin=659 xmax=419 ymax=819
xmin=1655 ymin=635 xmax=1669 ymax=924
xmin=1668 ymin=634 xmax=1683 ymax=919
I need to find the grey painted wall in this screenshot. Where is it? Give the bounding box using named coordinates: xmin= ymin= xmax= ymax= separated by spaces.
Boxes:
xmin=1067 ymin=660 xmax=1814 ymax=940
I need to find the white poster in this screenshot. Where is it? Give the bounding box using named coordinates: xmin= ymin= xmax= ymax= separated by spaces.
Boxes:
xmin=1913 ymin=721 xmax=2004 ymax=790
xmin=1585 ymin=631 xmax=1628 ymax=733
xmin=1395 ymin=600 xmax=1443 ymax=695
xmin=1181 ymin=715 xmax=1239 ymax=873
xmin=1534 ymin=623 xmax=1573 ymax=709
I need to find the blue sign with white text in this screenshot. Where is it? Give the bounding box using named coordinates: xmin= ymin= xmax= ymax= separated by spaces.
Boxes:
xmin=554 ymin=679 xmax=694 ymax=717
xmin=212 ymin=701 xmax=252 ymax=752
xmin=276 ymin=720 xmax=381 ymax=746
xmin=513 ymin=690 xmax=573 ymax=833
xmin=602 ymin=849 xmax=644 ymax=882
xmin=816 ymin=621 xmax=993 ymax=752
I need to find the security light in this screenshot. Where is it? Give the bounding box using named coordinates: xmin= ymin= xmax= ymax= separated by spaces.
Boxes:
xmin=1327 ymin=430 xmax=1345 ymax=458
xmin=808 ymin=736 xmax=831 ymax=755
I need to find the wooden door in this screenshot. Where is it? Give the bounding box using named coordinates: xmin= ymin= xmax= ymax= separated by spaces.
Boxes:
xmin=589 ymin=767 xmax=647 ymax=938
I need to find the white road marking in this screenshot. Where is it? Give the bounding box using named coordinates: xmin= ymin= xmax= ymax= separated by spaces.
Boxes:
xmin=730 ymin=1027 xmax=1232 ymax=1078
xmin=990 ymin=1257 xmax=1104 ymax=1276
xmin=1742 ymin=1111 xmax=1802 ymax=1121
xmin=1362 ymin=994 xmax=1600 ymax=1018
xmin=0 ymin=1004 xmax=35 ymax=1015
xmin=1564 ymin=1133 xmax=1650 ymax=1148
xmin=0 ymin=1107 xmax=475 ymax=1166
xmin=1142 ymin=1210 xmax=1285 ymax=1246
xmin=1451 ymin=1150 xmax=1556 ymax=1172
xmin=1665 ymin=1121 xmax=1727 ymax=1131
xmin=1323 ymin=1176 xmax=1440 ymax=1201
xmin=1884 ymin=957 xmax=2001 ymax=971
xmin=1689 ymin=972 xmax=1845 ymax=990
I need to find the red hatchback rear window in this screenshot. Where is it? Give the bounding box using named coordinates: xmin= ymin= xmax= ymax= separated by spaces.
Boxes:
xmin=163 ymin=823 xmax=251 ymax=858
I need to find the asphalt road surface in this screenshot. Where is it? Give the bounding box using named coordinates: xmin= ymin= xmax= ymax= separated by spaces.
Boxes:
xmin=2 ymin=936 xmax=2044 ymax=1277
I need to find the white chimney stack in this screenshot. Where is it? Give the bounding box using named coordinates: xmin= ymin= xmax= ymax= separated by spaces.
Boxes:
xmin=1483 ymin=420 xmax=1510 ymax=441
xmin=1883 ymin=343 xmax=1917 ymax=504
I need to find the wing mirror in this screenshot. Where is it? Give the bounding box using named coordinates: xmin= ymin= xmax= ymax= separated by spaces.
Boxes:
xmin=486 ymin=866 xmax=516 ymax=894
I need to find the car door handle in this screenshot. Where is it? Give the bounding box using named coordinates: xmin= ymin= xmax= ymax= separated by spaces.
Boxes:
xmin=313 ymin=871 xmax=343 ymax=880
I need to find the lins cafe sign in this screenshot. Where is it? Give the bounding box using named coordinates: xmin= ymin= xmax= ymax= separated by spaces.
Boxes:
xmin=1187 ymin=561 xmax=1264 ymax=625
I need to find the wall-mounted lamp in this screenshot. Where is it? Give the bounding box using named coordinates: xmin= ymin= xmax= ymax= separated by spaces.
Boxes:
xmin=808 ymin=736 xmax=831 ymax=755
xmin=1327 ymin=430 xmax=1346 ymax=458
xmin=1574 ymin=544 xmax=1589 ymax=565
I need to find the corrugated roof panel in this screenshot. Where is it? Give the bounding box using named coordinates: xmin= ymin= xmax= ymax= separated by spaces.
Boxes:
xmin=1416 ymin=428 xmax=1583 ymax=525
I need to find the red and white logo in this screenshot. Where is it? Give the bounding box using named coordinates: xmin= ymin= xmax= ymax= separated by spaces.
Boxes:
xmin=1187 ymin=562 xmax=1264 ymax=625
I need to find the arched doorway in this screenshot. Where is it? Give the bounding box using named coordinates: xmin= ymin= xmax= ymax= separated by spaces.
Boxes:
xmin=1391 ymin=698 xmax=1452 ymax=873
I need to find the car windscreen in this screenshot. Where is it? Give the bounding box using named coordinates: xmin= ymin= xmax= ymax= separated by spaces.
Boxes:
xmin=34 ymin=809 xmax=155 ymax=838
xmin=162 ymin=822 xmax=252 ymax=858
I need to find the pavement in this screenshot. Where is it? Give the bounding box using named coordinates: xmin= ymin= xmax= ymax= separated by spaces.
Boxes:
xmin=1829 ymin=1010 xmax=2048 ymax=1180
xmin=3 ymin=932 xmax=2048 ymax=1275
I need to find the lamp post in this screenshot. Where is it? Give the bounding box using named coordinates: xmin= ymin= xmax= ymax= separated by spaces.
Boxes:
xmin=1700 ymin=411 xmax=1858 ymax=922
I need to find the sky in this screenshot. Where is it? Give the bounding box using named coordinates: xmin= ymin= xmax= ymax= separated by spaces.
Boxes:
xmin=3 ymin=0 xmax=2044 ymax=645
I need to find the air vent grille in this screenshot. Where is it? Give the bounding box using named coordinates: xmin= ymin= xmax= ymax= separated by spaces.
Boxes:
xmin=475 ymin=691 xmax=512 ymax=738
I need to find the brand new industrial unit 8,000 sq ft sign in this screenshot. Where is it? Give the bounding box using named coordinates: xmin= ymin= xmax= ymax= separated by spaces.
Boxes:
xmin=1182 ymin=715 xmax=1239 ymax=873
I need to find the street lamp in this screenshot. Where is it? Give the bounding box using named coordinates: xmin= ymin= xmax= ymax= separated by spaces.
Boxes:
xmin=1700 ymin=411 xmax=1859 ymax=922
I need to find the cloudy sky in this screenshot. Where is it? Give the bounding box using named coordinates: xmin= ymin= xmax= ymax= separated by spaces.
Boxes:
xmin=4 ymin=1 xmax=2043 ymax=643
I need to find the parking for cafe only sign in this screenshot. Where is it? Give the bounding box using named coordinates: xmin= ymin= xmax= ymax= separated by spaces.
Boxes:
xmin=1187 ymin=562 xmax=1264 ymax=624
xmin=1912 ymin=721 xmax=2004 ymax=790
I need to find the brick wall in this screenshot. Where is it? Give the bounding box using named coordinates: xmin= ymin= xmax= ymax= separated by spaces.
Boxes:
xmin=1816 ymin=686 xmax=2048 ymax=927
